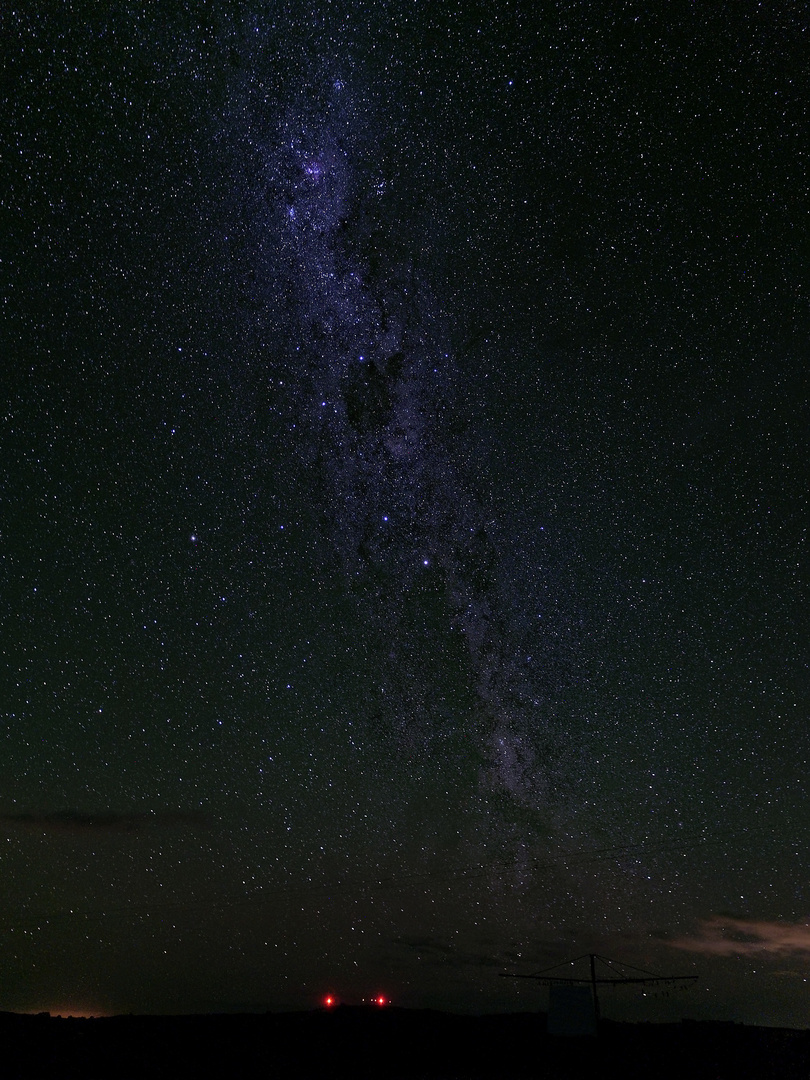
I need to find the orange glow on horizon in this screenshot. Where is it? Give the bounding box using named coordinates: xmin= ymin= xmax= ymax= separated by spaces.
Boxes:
xmin=36 ymin=1006 xmax=107 ymax=1019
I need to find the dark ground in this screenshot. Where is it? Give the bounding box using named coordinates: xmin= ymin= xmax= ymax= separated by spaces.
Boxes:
xmin=2 ymin=1006 xmax=809 ymax=1079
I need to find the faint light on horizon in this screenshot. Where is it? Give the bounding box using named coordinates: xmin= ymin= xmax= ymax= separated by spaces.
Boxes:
xmin=36 ymin=1005 xmax=108 ymax=1019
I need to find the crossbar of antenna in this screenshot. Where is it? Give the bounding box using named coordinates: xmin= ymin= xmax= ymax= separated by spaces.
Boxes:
xmin=499 ymin=973 xmax=697 ymax=986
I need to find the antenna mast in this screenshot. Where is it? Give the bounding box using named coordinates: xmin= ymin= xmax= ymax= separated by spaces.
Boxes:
xmin=501 ymin=953 xmax=697 ymax=1030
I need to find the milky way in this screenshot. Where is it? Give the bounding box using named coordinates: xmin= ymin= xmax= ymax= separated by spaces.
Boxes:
xmin=224 ymin=69 xmax=562 ymax=822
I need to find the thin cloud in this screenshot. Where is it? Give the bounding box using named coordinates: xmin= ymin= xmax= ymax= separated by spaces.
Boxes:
xmin=392 ymin=935 xmax=502 ymax=969
xmin=669 ymin=915 xmax=810 ymax=957
xmin=394 ymin=936 xmax=458 ymax=956
xmin=0 ymin=810 xmax=210 ymax=835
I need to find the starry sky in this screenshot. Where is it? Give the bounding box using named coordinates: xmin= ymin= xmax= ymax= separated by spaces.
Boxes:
xmin=1 ymin=0 xmax=808 ymax=1027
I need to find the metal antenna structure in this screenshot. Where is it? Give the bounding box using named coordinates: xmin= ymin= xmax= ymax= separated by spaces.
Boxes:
xmin=500 ymin=953 xmax=697 ymax=1029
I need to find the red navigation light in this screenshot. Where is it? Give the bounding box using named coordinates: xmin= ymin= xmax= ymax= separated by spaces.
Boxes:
xmin=376 ymin=996 xmax=387 ymax=1006
xmin=324 ymin=995 xmax=335 ymax=1008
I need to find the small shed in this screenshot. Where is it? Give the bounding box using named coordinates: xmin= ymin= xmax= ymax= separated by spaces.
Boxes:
xmin=547 ymin=985 xmax=597 ymax=1037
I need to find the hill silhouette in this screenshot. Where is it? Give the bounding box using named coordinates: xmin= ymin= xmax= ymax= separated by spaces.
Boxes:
xmin=2 ymin=1006 xmax=810 ymax=1078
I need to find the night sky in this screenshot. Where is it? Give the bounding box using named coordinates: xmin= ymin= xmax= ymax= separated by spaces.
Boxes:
xmin=2 ymin=1 xmax=808 ymax=1027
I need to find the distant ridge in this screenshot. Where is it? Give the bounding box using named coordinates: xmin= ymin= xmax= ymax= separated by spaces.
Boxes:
xmin=1 ymin=1007 xmax=809 ymax=1078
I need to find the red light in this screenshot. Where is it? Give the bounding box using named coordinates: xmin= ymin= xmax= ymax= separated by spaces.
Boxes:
xmin=324 ymin=995 xmax=335 ymax=1007
xmin=376 ymin=996 xmax=387 ymax=1006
